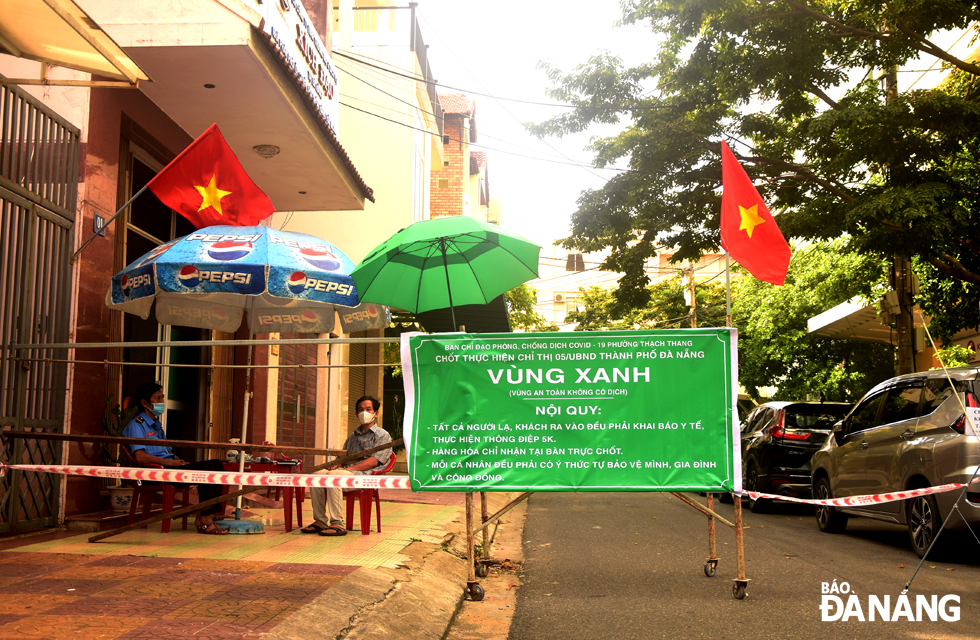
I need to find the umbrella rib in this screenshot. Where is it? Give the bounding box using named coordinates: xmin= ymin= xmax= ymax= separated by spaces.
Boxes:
xmin=444 ymin=236 xmax=492 ymax=305
xmin=446 ymin=235 xmax=540 ymax=303
xmin=414 ymin=242 xmax=441 ymax=312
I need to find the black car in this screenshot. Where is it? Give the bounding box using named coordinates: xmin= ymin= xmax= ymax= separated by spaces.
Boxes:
xmin=740 ymin=401 xmax=851 ymax=512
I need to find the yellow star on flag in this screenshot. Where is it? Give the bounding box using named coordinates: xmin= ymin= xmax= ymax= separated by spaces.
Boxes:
xmin=738 ymin=204 xmax=765 ymax=238
xmin=194 ymin=175 xmax=232 ymax=216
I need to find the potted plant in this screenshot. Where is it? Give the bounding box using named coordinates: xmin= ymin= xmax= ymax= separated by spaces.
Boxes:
xmin=103 ymin=397 xmax=140 ymax=512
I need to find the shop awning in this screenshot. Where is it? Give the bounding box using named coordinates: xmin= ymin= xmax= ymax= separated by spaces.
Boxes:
xmin=75 ymin=0 xmax=372 ymax=212
xmin=0 ymin=0 xmax=148 ymax=84
xmin=808 ymin=297 xmax=925 ymax=344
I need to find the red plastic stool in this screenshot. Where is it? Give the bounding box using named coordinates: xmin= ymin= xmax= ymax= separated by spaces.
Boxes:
xmin=343 ymin=453 xmax=396 ymax=535
xmin=345 ymin=489 xmax=382 ymax=535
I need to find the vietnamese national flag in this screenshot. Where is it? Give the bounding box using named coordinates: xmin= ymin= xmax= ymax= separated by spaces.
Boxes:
xmin=146 ymin=124 xmax=275 ymax=228
xmin=720 ymin=140 xmax=791 ymax=286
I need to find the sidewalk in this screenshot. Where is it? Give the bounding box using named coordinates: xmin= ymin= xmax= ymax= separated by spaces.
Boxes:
xmin=0 ymin=489 xmax=523 ymax=639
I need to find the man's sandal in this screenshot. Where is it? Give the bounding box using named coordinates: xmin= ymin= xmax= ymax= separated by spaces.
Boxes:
xmin=197 ymin=523 xmax=228 ymax=535
xmin=300 ymin=523 xmax=326 ymax=534
xmin=319 ymin=524 xmax=347 ymax=537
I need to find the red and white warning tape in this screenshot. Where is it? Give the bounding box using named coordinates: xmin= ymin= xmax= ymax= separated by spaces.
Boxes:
xmin=744 ymin=476 xmax=980 ymax=507
xmin=0 ymin=463 xmax=413 ymax=489
xmin=4 ymin=463 xmax=976 ymax=501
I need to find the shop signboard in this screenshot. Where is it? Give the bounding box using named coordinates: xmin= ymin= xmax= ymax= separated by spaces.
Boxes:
xmin=401 ymin=329 xmax=740 ymax=492
xmin=262 ymin=0 xmax=340 ymax=134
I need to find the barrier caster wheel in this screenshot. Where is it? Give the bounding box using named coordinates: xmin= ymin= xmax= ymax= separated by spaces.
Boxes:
xmin=733 ymin=583 xmax=747 ymax=599
xmin=475 ymin=562 xmax=489 ymax=578
xmin=704 ymin=562 xmax=716 ymax=577
xmin=468 ymin=584 xmax=485 ymax=601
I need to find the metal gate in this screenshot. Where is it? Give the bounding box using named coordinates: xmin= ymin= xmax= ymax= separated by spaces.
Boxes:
xmin=277 ymin=334 xmax=320 ymax=472
xmin=0 ymin=81 xmax=79 ymax=533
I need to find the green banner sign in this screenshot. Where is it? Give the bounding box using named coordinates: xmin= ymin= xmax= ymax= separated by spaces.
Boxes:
xmin=401 ymin=329 xmax=740 ymax=492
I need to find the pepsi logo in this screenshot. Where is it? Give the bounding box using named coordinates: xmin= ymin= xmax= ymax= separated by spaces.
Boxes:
xmin=187 ymin=233 xmax=261 ymax=243
xmin=208 ymin=241 xmax=253 ymax=261
xmin=166 ymin=306 xmax=230 ymax=322
xmin=300 ymin=248 xmax=342 ymax=272
xmin=257 ymin=312 xmax=318 ymax=326
xmin=342 ymin=308 xmax=381 ymax=324
xmin=287 ymin=271 xmax=307 ymax=295
xmin=367 ymin=304 xmax=379 ymax=318
xmin=178 ymin=265 xmax=201 ymax=288
xmin=120 ymin=273 xmax=153 ymax=296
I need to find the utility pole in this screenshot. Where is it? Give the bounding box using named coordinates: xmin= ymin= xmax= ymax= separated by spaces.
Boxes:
xmin=688 ymin=263 xmax=698 ymax=329
xmin=884 ymin=65 xmax=915 ymax=374
xmin=894 ymin=256 xmax=915 ymax=374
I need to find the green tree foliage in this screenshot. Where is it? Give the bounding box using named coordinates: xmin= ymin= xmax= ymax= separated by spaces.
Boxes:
xmin=506 ymin=283 xmax=559 ymax=331
xmin=733 ymin=241 xmax=893 ymax=401
xmin=566 ymin=276 xmax=727 ymax=330
xmin=564 ymin=242 xmax=890 ymax=400
xmin=531 ymin=1 xmax=980 ymax=333
xmin=931 ymin=344 xmax=975 ymax=369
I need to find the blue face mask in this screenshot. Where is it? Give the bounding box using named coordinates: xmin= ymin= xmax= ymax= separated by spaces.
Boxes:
xmin=151 ymin=403 xmax=166 ymax=417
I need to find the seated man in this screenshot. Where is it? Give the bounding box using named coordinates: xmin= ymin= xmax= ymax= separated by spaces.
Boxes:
xmin=123 ymin=382 xmax=230 ymax=535
xmin=302 ymin=395 xmax=392 ymax=536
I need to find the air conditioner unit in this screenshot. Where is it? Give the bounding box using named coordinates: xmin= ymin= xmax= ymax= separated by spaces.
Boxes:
xmin=555 ymin=294 xmax=565 ymax=303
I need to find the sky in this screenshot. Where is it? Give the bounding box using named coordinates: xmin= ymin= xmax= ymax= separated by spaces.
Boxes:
xmin=408 ymin=3 xmax=976 ymax=253
xmin=409 ymin=1 xmax=658 ymax=249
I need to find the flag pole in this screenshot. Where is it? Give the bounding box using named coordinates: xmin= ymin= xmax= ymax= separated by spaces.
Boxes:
xmin=725 ymin=252 xmax=732 ymax=327
xmin=70 ymin=184 xmax=149 ymax=263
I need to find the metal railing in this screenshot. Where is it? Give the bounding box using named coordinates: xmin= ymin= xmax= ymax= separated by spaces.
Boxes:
xmin=0 ymin=81 xmax=79 ymax=534
xmin=1 ymin=335 xmax=400 ymax=531
xmin=0 ymin=80 xmax=81 ymax=215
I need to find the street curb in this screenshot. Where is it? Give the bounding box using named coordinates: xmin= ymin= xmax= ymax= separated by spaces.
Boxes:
xmin=264 ymin=541 xmax=465 ymax=640
xmin=348 ymin=543 xmax=466 ymax=640
xmin=266 ymin=493 xmax=526 ymax=640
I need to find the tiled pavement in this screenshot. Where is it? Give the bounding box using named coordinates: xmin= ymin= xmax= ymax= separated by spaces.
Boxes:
xmin=0 ymin=499 xmax=462 ymax=639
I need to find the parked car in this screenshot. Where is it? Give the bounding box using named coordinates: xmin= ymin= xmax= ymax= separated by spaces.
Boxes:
xmin=810 ymin=367 xmax=980 ymax=557
xmin=740 ymin=401 xmax=852 ymax=512
xmin=737 ymin=395 xmax=757 ymax=423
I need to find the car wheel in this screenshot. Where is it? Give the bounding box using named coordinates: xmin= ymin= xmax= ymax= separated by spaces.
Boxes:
xmin=814 ymin=476 xmax=848 ymax=533
xmin=718 ymin=492 xmax=734 ymax=504
xmin=907 ymin=493 xmax=940 ymax=558
xmin=746 ymin=465 xmax=770 ymax=514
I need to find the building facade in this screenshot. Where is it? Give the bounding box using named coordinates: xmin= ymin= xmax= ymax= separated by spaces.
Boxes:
xmin=0 ymin=0 xmax=379 ymax=527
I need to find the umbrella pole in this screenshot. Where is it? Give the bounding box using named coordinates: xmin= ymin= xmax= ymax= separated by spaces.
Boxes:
xmin=441 ymin=242 xmax=457 ymax=331
xmin=235 ymin=331 xmax=255 ymax=520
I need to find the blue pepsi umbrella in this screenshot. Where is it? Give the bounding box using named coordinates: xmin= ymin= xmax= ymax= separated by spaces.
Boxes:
xmin=106 ymin=225 xmax=377 ymax=334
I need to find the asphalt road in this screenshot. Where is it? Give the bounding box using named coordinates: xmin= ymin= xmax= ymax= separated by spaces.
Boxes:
xmin=509 ymin=492 xmax=980 ymax=640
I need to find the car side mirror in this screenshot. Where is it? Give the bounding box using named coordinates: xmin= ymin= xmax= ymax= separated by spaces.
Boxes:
xmin=832 ymin=421 xmax=845 ymax=443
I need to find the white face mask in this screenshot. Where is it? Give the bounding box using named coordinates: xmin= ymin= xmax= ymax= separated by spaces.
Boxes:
xmin=357 ymin=410 xmax=375 ymax=426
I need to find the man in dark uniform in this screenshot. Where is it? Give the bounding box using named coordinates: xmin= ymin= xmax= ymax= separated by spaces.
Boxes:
xmin=123 ymin=382 xmax=228 ymax=534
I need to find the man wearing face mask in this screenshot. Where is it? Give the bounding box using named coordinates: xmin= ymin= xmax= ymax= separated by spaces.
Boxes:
xmin=123 ymin=382 xmax=232 ymax=535
xmin=301 ymin=395 xmax=392 ymax=536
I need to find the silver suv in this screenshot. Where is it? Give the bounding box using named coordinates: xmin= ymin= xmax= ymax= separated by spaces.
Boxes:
xmin=810 ymin=367 xmax=980 ymax=557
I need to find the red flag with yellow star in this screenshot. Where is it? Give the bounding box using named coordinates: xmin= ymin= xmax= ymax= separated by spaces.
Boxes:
xmin=146 ymin=124 xmax=275 ymax=228
xmin=720 ymin=140 xmax=791 ymax=286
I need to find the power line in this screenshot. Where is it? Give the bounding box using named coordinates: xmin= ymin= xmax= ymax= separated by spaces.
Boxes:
xmin=413 ymin=10 xmax=612 ymax=185
xmin=336 ymin=47 xmax=672 ymax=114
xmin=335 ymin=49 xmax=582 ymax=109
xmin=339 ymin=100 xmax=631 ymax=171
xmin=339 ymin=68 xmax=602 ymax=164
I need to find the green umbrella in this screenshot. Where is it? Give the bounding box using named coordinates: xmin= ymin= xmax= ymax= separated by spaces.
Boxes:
xmin=351 ymin=217 xmax=541 ymax=330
